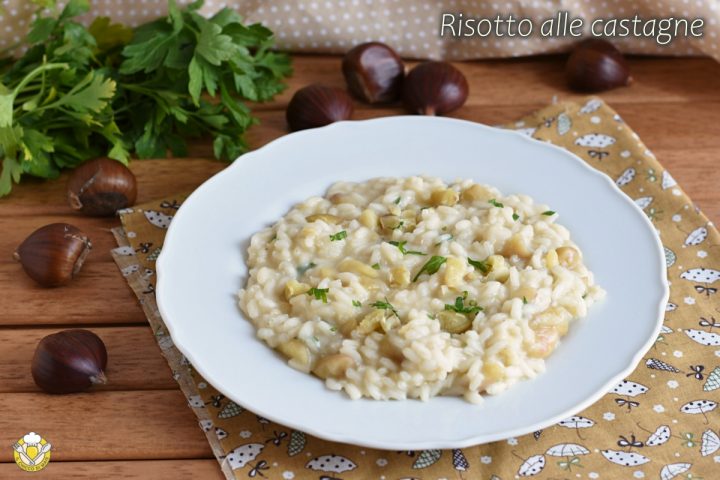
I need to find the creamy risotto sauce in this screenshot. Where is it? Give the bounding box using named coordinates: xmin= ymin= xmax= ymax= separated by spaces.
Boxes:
xmin=239 ymin=176 xmax=604 ymax=403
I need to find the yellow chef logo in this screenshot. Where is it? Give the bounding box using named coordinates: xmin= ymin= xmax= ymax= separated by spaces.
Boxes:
xmin=12 ymin=432 xmax=52 ymax=472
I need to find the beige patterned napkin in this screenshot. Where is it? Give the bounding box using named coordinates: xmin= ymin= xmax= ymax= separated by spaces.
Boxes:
xmin=1 ymin=1 xmax=718 ymax=61
xmin=112 ymin=98 xmax=719 ymax=479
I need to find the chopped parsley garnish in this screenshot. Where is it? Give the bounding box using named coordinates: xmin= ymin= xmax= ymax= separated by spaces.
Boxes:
xmin=582 ymin=293 xmax=588 ymax=299
xmin=467 ymin=257 xmax=489 ymax=274
xmin=370 ymin=298 xmax=398 ymax=317
xmin=542 ymin=210 xmax=556 ymax=216
xmin=444 ymin=291 xmax=483 ymax=315
xmin=296 ymin=262 xmax=317 ymax=276
xmin=307 ymin=287 xmax=329 ymax=303
xmin=389 ymin=240 xmax=426 ymax=256
xmin=394 ymin=196 xmax=401 ymax=204
xmin=393 ymin=220 xmax=405 ymax=231
xmin=329 ymin=230 xmax=347 ymax=241
xmin=371 ymin=263 xmax=381 ymax=270
xmin=427 ymin=313 xmax=436 ymax=320
xmin=352 ymin=300 xmax=362 ymax=307
xmin=413 ymin=255 xmax=447 ymax=282
xmin=512 ymin=212 xmax=520 ymax=221
xmin=522 ymin=296 xmax=528 ymax=305
xmin=489 ymin=199 xmax=504 ymax=208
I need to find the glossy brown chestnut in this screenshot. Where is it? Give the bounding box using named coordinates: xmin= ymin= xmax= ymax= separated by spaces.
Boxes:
xmin=402 ymin=61 xmax=469 ymax=116
xmin=14 ymin=223 xmax=92 ymax=287
xmin=32 ymin=329 xmax=108 ymax=394
xmin=566 ymin=39 xmax=631 ymax=92
xmin=342 ymin=42 xmax=405 ymax=103
xmin=67 ymin=158 xmax=137 ymax=217
xmin=286 ymin=84 xmax=354 ymax=131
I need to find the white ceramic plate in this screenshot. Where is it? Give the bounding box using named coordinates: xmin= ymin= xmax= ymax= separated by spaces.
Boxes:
xmin=157 ymin=116 xmax=668 ymax=450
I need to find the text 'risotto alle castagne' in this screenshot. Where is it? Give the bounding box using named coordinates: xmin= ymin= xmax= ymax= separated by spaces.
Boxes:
xmin=239 ymin=176 xmax=605 ymax=404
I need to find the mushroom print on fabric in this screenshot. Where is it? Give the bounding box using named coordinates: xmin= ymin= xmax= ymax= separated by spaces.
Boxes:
xmin=646 ymin=358 xmax=681 ymax=373
xmin=144 ymin=210 xmax=173 ymax=229
xmin=556 ymin=416 xmax=595 ymax=439
xmin=661 ymin=170 xmax=678 ymax=190
xmin=685 ymin=316 xmax=720 ymax=346
xmin=683 ymin=226 xmax=708 ymax=246
xmin=700 ymin=429 xmax=720 ymax=456
xmin=704 ymin=366 xmax=720 ymax=391
xmin=225 ymin=443 xmax=264 ymax=470
xmin=644 ymin=424 xmax=671 ymax=447
xmin=664 ymin=247 xmax=677 ymax=268
xmin=680 ymin=268 xmax=720 ymax=298
xmin=634 ymin=196 xmax=653 ymax=210
xmin=659 ymin=462 xmax=691 ymax=480
xmin=616 ymin=167 xmax=636 ymax=187
xmin=575 ymin=133 xmax=616 ymax=160
xmin=545 ymin=443 xmax=590 ymax=472
xmin=610 ymin=379 xmax=649 ymax=411
xmin=600 ymin=450 xmax=650 ymax=466
xmin=411 ymin=450 xmax=442 ymax=469
xmin=579 ymin=98 xmax=602 ymax=114
xmin=452 ymin=449 xmax=469 ymax=471
xmin=306 ymin=454 xmax=357 ymax=473
xmin=680 ymin=400 xmax=717 ymax=424
xmin=287 ymin=430 xmax=306 ymax=457
xmin=557 ymin=113 xmax=571 ymax=135
xmin=517 ymin=454 xmax=545 ymax=477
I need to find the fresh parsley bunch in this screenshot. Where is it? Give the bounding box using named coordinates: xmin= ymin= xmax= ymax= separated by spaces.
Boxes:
xmin=0 ymin=0 xmax=291 ymax=197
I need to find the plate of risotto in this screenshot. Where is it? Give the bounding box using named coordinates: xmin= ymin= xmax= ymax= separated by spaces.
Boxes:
xmin=157 ymin=116 xmax=668 ymax=449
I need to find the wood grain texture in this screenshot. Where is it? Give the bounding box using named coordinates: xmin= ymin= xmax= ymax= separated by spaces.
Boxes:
xmin=0 ymin=391 xmax=213 ymax=462
xmin=0 ymin=460 xmax=224 ymax=479
xmin=0 ymin=55 xmax=718 ymax=478
xmin=0 ymin=327 xmax=176 ymax=392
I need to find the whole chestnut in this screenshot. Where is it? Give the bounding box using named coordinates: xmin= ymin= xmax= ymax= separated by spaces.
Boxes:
xmin=67 ymin=158 xmax=137 ymax=217
xmin=402 ymin=61 xmax=469 ymax=116
xmin=566 ymin=39 xmax=631 ymax=92
xmin=14 ymin=223 xmax=92 ymax=287
xmin=32 ymin=329 xmax=108 ymax=394
xmin=342 ymin=42 xmax=405 ymax=104
xmin=286 ymin=84 xmax=354 ymax=131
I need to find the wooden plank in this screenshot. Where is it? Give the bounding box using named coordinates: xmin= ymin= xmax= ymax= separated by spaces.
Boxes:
xmin=0 ymin=460 xmax=224 ymax=480
xmin=0 ymin=327 xmax=176 ymax=393
xmin=0 ymin=391 xmax=213 ymax=462
xmin=0 ymin=261 xmax=146 ymax=326
xmin=259 ymin=55 xmax=720 ymax=109
xmin=0 ymin=159 xmax=224 ymax=216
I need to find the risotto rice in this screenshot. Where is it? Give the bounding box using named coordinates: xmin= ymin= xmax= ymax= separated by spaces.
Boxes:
xmin=238 ymin=176 xmax=604 ymax=403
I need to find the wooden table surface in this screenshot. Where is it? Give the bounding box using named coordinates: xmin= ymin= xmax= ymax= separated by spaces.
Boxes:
xmin=1 ymin=54 xmax=719 ymax=479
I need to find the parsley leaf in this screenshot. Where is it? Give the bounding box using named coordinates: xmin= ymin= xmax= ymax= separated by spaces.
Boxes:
xmin=0 ymin=0 xmax=291 ymax=197
xmin=371 ymin=263 xmax=381 ymax=270
xmin=522 ymin=296 xmax=528 ymax=304
xmin=352 ymin=300 xmax=362 ymax=307
xmin=444 ymin=291 xmax=483 ymax=315
xmin=512 ymin=212 xmax=520 ymax=221
xmin=413 ymin=255 xmax=447 ymax=282
xmin=307 ymin=287 xmax=329 ymax=303
xmin=467 ymin=257 xmax=489 ymax=274
xmin=394 ymin=196 xmax=401 ymax=204
xmin=389 ymin=240 xmax=426 ymax=256
xmin=542 ymin=210 xmax=556 ymax=216
xmin=489 ymin=199 xmax=504 ymax=208
xmin=329 ymin=230 xmax=347 ymax=241
xmin=370 ymin=298 xmax=398 ymax=317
